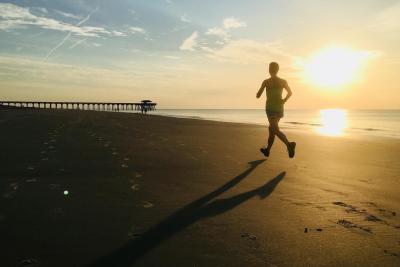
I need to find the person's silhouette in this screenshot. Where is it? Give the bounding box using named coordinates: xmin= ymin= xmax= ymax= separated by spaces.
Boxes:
xmin=256 ymin=62 xmax=296 ymax=158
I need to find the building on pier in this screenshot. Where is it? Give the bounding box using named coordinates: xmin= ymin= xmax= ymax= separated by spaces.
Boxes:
xmin=135 ymin=100 xmax=156 ymax=114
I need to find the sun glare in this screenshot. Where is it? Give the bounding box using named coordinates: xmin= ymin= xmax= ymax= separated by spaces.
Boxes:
xmin=305 ymin=47 xmax=370 ymax=88
xmin=317 ymin=109 xmax=348 ymax=136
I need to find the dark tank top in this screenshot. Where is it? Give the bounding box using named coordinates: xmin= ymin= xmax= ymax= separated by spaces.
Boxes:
xmin=266 ymin=78 xmax=284 ymax=112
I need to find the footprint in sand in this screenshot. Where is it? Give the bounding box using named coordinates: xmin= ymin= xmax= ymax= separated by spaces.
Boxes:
xmin=383 ymin=249 xmax=399 ymax=257
xmin=121 ymin=164 xmax=129 ymax=168
xmin=123 ymin=157 xmax=130 ymax=161
xmin=127 ymin=225 xmax=142 ymax=239
xmin=321 ymin=188 xmax=348 ymax=197
xmin=304 ymin=227 xmax=323 ymax=233
xmin=27 ymin=166 xmax=35 ymax=171
xmin=26 ymin=178 xmax=37 ymax=183
xmin=19 ymin=258 xmax=40 ymax=266
xmin=336 ymin=219 xmax=372 ymax=234
xmin=135 ymin=173 xmax=143 ymax=178
xmin=112 ymin=152 xmax=119 ymax=156
xmin=10 ymin=182 xmax=18 ymax=190
xmin=365 ymin=214 xmax=383 ymax=222
xmin=131 ymin=184 xmax=140 ymax=191
xmin=41 ymin=151 xmax=47 ymax=154
xmin=141 ymin=201 xmax=154 ymax=208
xmin=333 ymin=201 xmax=363 ymax=214
xmin=362 ymin=202 xmax=397 ymax=217
xmin=2 ymin=183 xmax=18 ymax=198
xmin=241 ymin=232 xmax=257 ymax=240
xmin=333 ymin=201 xmax=392 ymax=225
xmin=42 ymin=158 xmax=49 ymax=161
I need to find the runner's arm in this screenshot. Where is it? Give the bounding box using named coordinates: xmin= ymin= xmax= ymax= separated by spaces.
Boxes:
xmin=256 ymin=80 xmax=267 ymax=98
xmin=283 ymin=80 xmax=292 ymax=103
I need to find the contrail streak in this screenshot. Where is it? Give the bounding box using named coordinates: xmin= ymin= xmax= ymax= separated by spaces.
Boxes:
xmin=44 ymin=7 xmax=98 ymax=60
xmin=69 ymin=38 xmax=87 ymax=49
xmin=76 ymin=9 xmax=95 ymax=26
xmin=44 ymin=32 xmax=72 ymax=60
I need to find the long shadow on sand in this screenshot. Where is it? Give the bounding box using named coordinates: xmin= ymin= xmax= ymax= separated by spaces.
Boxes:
xmin=90 ymin=159 xmax=285 ymax=266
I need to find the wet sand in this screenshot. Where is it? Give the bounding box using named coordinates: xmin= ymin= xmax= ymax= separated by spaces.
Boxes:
xmin=0 ymin=109 xmax=399 ymax=266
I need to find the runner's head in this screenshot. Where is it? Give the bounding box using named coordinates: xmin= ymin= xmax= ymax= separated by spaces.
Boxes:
xmin=269 ymin=62 xmax=279 ymax=76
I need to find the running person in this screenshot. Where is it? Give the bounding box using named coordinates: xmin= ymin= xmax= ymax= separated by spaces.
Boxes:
xmin=256 ymin=62 xmax=296 ymax=158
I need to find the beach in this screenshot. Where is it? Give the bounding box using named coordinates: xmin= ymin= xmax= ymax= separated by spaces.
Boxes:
xmin=1 ymin=108 xmax=399 ymax=266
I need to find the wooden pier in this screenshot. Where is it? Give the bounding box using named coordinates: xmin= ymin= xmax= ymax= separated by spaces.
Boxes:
xmin=0 ymin=100 xmax=157 ymax=112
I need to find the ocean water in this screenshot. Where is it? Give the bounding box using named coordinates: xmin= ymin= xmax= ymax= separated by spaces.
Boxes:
xmin=150 ymin=109 xmax=400 ymax=139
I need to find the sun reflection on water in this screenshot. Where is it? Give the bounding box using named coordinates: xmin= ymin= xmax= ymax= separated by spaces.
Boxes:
xmin=317 ymin=109 xmax=348 ymax=136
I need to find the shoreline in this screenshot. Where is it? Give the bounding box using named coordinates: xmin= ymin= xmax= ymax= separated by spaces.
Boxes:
xmin=2 ymin=105 xmax=399 ymax=139
xmin=1 ymin=106 xmax=399 ymax=141
xmin=141 ymin=111 xmax=400 ymax=141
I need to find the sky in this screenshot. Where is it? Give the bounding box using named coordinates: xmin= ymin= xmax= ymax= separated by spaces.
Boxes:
xmin=0 ymin=0 xmax=399 ymax=109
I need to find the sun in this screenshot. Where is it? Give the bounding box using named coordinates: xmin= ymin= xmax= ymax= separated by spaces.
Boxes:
xmin=304 ymin=47 xmax=370 ymax=88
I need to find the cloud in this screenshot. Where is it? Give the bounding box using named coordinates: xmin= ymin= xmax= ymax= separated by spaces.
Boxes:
xmin=54 ymin=10 xmax=83 ymax=20
xmin=0 ymin=55 xmax=138 ymax=85
xmin=164 ymin=55 xmax=180 ymax=60
xmin=203 ymin=39 xmax=291 ymax=64
xmin=0 ymin=55 xmax=202 ymax=104
xmin=32 ymin=7 xmax=48 ymax=14
xmin=0 ymin=55 xmax=147 ymax=100
xmin=223 ymin=17 xmax=246 ymax=29
xmin=129 ymin=26 xmax=146 ymax=34
xmin=180 ymin=14 xmax=190 ymax=23
xmin=0 ymin=3 xmax=35 ymax=19
xmin=179 ymin=31 xmax=198 ymax=51
xmin=92 ymin=42 xmax=102 ymax=47
xmin=205 ymin=17 xmax=246 ymax=42
xmin=111 ymin=30 xmax=127 ymax=37
xmin=0 ymin=3 xmax=107 ymax=37
xmin=205 ymin=27 xmax=229 ymax=40
xmin=371 ymin=2 xmax=400 ymax=31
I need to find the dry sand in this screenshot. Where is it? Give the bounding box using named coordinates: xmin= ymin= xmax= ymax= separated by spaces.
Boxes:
xmin=0 ymin=109 xmax=399 ymax=266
